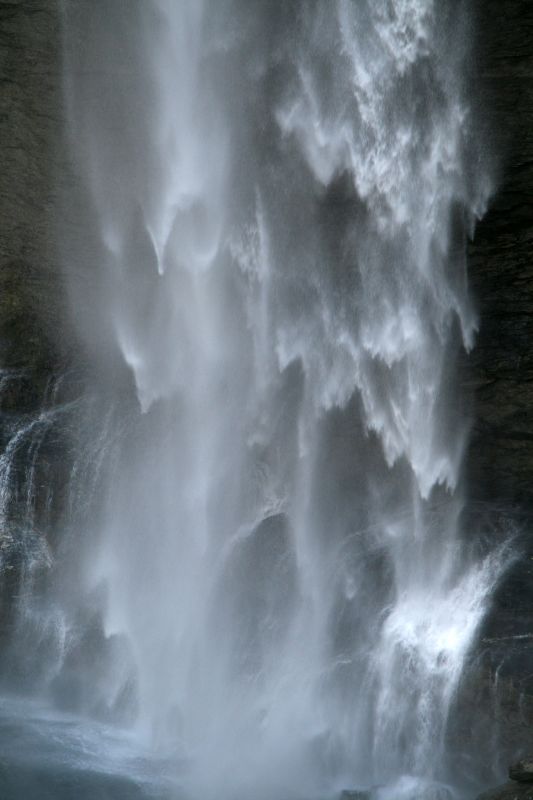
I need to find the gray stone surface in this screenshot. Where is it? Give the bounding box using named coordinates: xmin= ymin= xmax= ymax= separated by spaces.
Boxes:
xmin=510 ymin=761 xmax=533 ymax=783
xmin=477 ymin=783 xmax=533 ymax=800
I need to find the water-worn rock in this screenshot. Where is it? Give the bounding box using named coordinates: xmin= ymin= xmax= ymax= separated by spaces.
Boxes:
xmin=510 ymin=761 xmax=533 ymax=783
xmin=340 ymin=791 xmax=371 ymax=800
xmin=476 ymin=782 xmax=533 ymax=800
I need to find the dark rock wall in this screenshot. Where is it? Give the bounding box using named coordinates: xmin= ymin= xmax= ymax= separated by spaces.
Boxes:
xmin=453 ymin=1 xmax=533 ymax=783
xmin=0 ymin=0 xmax=80 ymax=644
xmin=0 ymin=0 xmax=66 ymax=388
xmin=467 ymin=0 xmax=533 ymax=507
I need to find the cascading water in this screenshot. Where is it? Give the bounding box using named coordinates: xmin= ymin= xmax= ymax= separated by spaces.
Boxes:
xmin=0 ymin=1 xmax=508 ymax=798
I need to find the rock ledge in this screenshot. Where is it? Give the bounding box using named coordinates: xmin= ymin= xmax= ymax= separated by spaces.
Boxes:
xmin=510 ymin=761 xmax=533 ymax=783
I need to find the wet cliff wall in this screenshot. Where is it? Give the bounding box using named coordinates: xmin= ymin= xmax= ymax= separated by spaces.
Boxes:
xmin=0 ymin=0 xmax=66 ymax=397
xmin=2 ymin=0 xmax=531 ymax=535
xmin=455 ymin=0 xmax=533 ymax=782
xmin=467 ymin=0 xmax=533 ymax=507
xmin=0 ymin=0 xmax=532 ymax=780
xmin=0 ymin=0 xmax=81 ymax=646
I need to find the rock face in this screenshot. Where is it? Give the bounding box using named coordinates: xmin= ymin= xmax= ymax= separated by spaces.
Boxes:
xmin=466 ymin=0 xmax=533 ymax=506
xmin=0 ymin=0 xmax=68 ymax=383
xmin=477 ymin=783 xmax=533 ymax=800
xmin=510 ymin=761 xmax=533 ymax=783
xmin=0 ymin=0 xmax=85 ymax=651
xmin=449 ymin=0 xmax=533 ymax=782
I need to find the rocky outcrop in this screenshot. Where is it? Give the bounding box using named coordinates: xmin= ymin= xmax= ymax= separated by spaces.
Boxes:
xmin=340 ymin=790 xmax=371 ymax=800
xmin=477 ymin=783 xmax=533 ymax=800
xmin=509 ymin=760 xmax=533 ymax=782
xmin=475 ymin=761 xmax=533 ymax=800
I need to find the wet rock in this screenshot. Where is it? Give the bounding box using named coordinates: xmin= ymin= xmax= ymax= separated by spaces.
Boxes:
xmin=340 ymin=791 xmax=371 ymax=800
xmin=476 ymin=782 xmax=533 ymax=800
xmin=465 ymin=0 xmax=533 ymax=508
xmin=446 ymin=639 xmax=533 ymax=789
xmin=510 ymin=761 xmax=533 ymax=783
xmin=0 ymin=763 xmax=153 ymax=800
xmin=449 ymin=0 xmax=533 ymax=778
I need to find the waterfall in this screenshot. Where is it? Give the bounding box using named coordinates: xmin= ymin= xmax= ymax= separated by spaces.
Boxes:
xmin=26 ymin=0 xmax=508 ymax=797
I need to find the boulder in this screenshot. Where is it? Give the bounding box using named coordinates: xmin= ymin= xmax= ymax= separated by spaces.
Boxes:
xmin=510 ymin=761 xmax=533 ymax=783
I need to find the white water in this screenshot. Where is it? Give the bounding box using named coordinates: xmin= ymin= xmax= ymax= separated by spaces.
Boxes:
xmin=21 ymin=1 xmax=506 ymax=797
